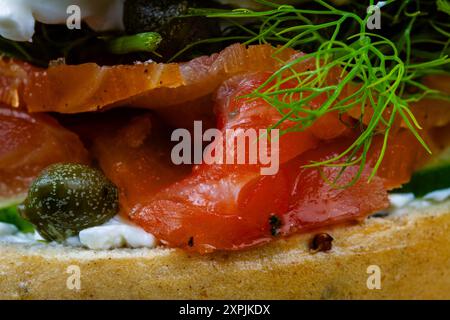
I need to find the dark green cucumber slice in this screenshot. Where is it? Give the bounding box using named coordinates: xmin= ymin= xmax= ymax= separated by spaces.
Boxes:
xmin=397 ymin=162 xmax=450 ymax=197
xmin=0 ymin=206 xmax=34 ymax=233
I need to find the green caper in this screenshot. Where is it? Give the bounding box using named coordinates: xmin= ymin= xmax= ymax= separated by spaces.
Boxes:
xmin=18 ymin=163 xmax=119 ymax=242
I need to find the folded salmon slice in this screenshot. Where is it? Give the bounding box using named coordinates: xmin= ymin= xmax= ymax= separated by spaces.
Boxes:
xmin=3 ymin=43 xmax=449 ymax=130
xmin=0 ymin=107 xmax=89 ymax=206
xmin=91 ymin=73 xmax=426 ymax=253
xmin=24 ymin=44 xmax=296 ymax=113
xmin=130 ymin=139 xmax=391 ymax=253
xmin=346 ymin=74 xmax=450 ymax=130
xmin=90 ymin=113 xmax=192 ymax=214
xmin=0 ymin=58 xmax=37 ymax=108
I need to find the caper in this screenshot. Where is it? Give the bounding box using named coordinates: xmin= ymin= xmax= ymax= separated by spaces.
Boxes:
xmin=123 ymin=0 xmax=221 ymax=58
xmin=18 ymin=163 xmax=119 ymax=242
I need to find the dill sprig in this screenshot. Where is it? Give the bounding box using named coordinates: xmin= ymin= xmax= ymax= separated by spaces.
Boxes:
xmin=184 ymin=0 xmax=450 ymax=187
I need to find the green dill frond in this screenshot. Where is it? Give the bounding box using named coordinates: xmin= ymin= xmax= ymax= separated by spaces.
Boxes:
xmin=437 ymin=0 xmax=450 ymax=15
xmin=183 ymin=0 xmax=450 ymax=187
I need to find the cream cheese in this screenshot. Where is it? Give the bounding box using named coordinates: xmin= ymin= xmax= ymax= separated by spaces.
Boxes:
xmin=0 ymin=0 xmax=125 ymax=42
xmin=0 ymin=222 xmax=18 ymax=236
xmin=386 ymin=187 xmax=450 ymax=216
xmin=0 ymin=223 xmax=35 ymax=243
xmin=0 ymin=215 xmax=157 ymax=250
xmin=424 ymin=188 xmax=450 ymax=202
xmin=388 ymin=193 xmax=415 ymax=208
xmin=78 ymin=216 xmax=157 ymax=250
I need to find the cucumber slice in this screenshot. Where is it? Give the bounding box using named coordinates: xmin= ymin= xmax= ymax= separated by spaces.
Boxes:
xmin=0 ymin=206 xmax=34 ymax=233
xmin=397 ymin=146 xmax=450 ymax=197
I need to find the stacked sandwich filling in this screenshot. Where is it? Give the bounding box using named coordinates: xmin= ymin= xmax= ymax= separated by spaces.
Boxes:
xmin=0 ymin=1 xmax=449 ymax=253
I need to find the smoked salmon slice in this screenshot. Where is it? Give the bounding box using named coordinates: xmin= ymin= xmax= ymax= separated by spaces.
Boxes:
xmin=88 ymin=111 xmax=192 ymax=214
xmin=0 ymin=107 xmax=89 ymax=206
xmin=130 ymin=138 xmax=392 ymax=253
xmin=91 ymin=73 xmax=425 ymax=253
xmin=7 ymin=42 xmax=448 ymax=132
xmin=24 ymin=44 xmax=296 ymax=113
xmin=408 ymin=75 xmax=450 ymax=129
xmin=0 ymin=58 xmax=38 ymax=108
xmin=346 ymin=74 xmax=450 ymax=130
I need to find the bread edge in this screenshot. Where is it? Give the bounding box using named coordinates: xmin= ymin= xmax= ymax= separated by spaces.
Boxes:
xmin=1 ymin=200 xmax=449 ymax=300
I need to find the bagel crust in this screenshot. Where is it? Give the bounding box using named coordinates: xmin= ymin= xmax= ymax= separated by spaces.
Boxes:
xmin=0 ymin=200 xmax=449 ymax=300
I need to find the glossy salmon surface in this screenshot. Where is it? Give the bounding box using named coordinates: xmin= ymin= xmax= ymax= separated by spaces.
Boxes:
xmin=0 ymin=107 xmax=89 ymax=205
xmin=24 ymin=44 xmax=296 ymax=113
xmin=92 ymin=73 xmax=425 ymax=253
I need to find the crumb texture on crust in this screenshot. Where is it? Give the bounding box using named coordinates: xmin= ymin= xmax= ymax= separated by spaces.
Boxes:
xmin=0 ymin=201 xmax=449 ymax=300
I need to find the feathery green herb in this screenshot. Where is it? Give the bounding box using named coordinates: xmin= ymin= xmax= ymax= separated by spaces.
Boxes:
xmin=182 ymin=0 xmax=450 ymax=186
xmin=0 ymin=0 xmax=449 ymax=187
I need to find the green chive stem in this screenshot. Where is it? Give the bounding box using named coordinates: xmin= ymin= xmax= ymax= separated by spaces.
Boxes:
xmin=108 ymin=32 xmax=162 ymax=55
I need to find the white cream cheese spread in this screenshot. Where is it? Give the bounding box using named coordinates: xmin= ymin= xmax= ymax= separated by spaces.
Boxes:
xmin=0 ymin=222 xmax=18 ymax=236
xmin=0 ymin=0 xmax=125 ymax=42
xmin=1 ymin=187 xmax=450 ymax=249
xmin=387 ymin=187 xmax=450 ymax=215
xmin=0 ymin=215 xmax=157 ymax=250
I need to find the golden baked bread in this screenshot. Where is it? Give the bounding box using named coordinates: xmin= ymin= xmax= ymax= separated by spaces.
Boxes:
xmin=1 ymin=200 xmax=449 ymax=300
